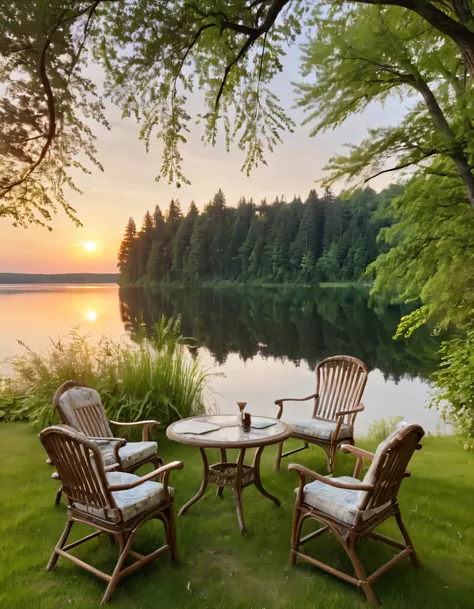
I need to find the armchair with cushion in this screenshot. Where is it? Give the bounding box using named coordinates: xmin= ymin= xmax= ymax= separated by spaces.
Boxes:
xmin=52 ymin=380 xmax=163 ymax=502
xmin=288 ymin=422 xmax=424 ymax=606
xmin=274 ymin=355 xmax=368 ymax=473
xmin=40 ymin=425 xmax=182 ymax=605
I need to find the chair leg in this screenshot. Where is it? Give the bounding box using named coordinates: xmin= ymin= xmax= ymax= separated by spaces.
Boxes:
xmin=342 ymin=539 xmax=379 ymax=607
xmin=47 ymin=519 xmax=73 ymax=571
xmin=289 ymin=508 xmax=305 ymax=566
xmin=395 ymin=511 xmax=419 ymax=568
xmin=167 ymin=505 xmax=178 ymax=563
xmin=101 ymin=530 xmax=136 ymax=605
xmin=55 ymin=486 xmax=63 ymax=506
xmin=348 ymin=533 xmax=359 ymax=552
xmin=325 ymin=444 xmax=336 ymax=474
xmin=274 ymin=441 xmax=283 ymax=472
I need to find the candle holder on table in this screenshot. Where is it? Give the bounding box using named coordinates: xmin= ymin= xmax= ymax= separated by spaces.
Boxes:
xmin=242 ymin=412 xmax=251 ymax=432
xmin=237 ymin=401 xmax=247 ymax=425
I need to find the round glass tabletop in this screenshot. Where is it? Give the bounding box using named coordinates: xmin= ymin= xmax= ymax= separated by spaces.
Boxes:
xmin=166 ymin=414 xmax=292 ymax=448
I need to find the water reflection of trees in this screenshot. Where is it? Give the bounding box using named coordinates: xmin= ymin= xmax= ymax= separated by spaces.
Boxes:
xmin=119 ymin=286 xmax=443 ymax=382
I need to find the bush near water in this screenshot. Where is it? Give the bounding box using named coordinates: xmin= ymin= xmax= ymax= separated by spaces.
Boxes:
xmin=0 ymin=317 xmax=213 ymax=430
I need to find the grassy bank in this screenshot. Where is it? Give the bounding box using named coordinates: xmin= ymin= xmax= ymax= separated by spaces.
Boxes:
xmin=1 ymin=424 xmax=473 ymax=609
xmin=124 ymin=280 xmax=368 ymax=290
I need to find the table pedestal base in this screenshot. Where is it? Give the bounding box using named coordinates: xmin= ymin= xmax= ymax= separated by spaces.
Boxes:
xmin=178 ymin=446 xmax=280 ymax=534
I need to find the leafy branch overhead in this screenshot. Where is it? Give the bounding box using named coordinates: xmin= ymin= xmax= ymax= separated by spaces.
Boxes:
xmin=0 ymin=0 xmax=303 ymax=226
xmin=1 ymin=0 xmax=474 ymax=226
xmin=296 ymin=5 xmax=474 ymax=205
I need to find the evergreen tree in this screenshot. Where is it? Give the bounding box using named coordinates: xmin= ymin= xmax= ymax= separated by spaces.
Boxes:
xmin=206 ymin=189 xmax=232 ymax=279
xmin=147 ymin=205 xmax=168 ymax=282
xmin=153 ymin=205 xmax=164 ymax=231
xmin=187 ymin=214 xmax=209 ymax=282
xmin=290 ymin=190 xmax=320 ymax=273
xmin=136 ymin=211 xmax=153 ymax=279
xmin=172 ymin=201 xmax=199 ymax=279
xmin=160 ymin=200 xmax=183 ymax=278
xmin=228 ymin=198 xmax=256 ymax=278
xmin=117 ymin=217 xmax=137 ymax=276
xmin=147 ymin=239 xmax=167 ymax=283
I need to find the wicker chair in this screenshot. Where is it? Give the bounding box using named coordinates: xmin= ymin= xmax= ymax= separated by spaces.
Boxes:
xmin=52 ymin=381 xmax=163 ymax=504
xmin=274 ymin=355 xmax=368 ymax=473
xmin=288 ymin=422 xmax=424 ymax=606
xmin=40 ymin=425 xmax=182 ymax=605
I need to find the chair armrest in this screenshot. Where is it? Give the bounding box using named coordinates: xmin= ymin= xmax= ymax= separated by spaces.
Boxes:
xmin=288 ymin=463 xmax=373 ymax=490
xmin=273 ymin=394 xmax=318 ymax=419
xmin=109 ymin=420 xmax=160 ymax=441
xmin=334 ymin=404 xmax=365 ymax=418
xmin=341 ymin=444 xmax=374 ymax=479
xmin=89 ymin=436 xmax=127 ymax=447
xmin=341 ymin=444 xmax=374 ymax=461
xmin=289 ymin=462 xmax=373 ymax=505
xmin=108 ymin=461 xmax=184 ymax=498
xmin=89 ymin=436 xmax=127 ymax=467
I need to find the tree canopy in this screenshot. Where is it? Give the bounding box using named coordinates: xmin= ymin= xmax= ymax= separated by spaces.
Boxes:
xmin=2 ymin=0 xmax=474 ymax=225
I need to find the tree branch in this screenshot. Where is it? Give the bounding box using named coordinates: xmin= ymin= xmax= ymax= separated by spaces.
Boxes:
xmin=347 ymin=0 xmax=474 ymax=74
xmin=215 ymin=36 xmax=257 ymax=110
xmin=254 ymin=32 xmax=268 ymax=119
xmin=0 ymin=1 xmax=104 ymax=200
xmin=174 ymin=22 xmax=217 ymax=93
xmin=363 ymin=150 xmax=438 ymax=182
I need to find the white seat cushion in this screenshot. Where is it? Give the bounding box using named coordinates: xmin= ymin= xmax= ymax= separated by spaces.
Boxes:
xmin=291 ymin=417 xmax=353 ymax=441
xmin=297 ymin=423 xmax=413 ymax=527
xmin=299 ymin=476 xmax=363 ymax=525
xmin=98 ymin=441 xmax=158 ymax=469
xmin=73 ymin=471 xmax=172 ymax=523
xmin=299 ymin=475 xmax=391 ymax=526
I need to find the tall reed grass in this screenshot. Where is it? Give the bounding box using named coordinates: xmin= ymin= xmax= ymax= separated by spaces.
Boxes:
xmin=1 ymin=317 xmax=214 ymax=430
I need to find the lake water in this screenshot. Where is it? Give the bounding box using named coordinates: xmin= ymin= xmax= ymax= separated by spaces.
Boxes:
xmin=0 ymin=284 xmax=450 ymax=435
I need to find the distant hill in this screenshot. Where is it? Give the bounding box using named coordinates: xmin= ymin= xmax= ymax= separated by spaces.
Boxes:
xmin=0 ymin=273 xmax=119 ymax=284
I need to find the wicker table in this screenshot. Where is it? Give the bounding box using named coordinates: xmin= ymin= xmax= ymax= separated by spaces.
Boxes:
xmin=166 ymin=414 xmax=293 ymax=534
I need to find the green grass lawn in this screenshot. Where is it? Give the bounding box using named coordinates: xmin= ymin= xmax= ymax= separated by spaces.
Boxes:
xmin=1 ymin=423 xmax=473 ymax=609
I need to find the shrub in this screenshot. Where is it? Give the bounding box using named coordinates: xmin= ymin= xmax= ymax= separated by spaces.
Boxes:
xmin=0 ymin=383 xmax=29 ymax=423
xmin=2 ymin=317 xmax=215 ymax=430
xmin=431 ymin=330 xmax=474 ymax=451
xmin=365 ymin=416 xmax=404 ymax=444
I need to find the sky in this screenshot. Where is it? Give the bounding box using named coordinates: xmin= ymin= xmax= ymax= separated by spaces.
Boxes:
xmin=0 ymin=42 xmax=406 ymax=274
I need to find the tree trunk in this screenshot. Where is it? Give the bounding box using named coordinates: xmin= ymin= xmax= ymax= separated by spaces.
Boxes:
xmin=416 ymin=78 xmax=474 ymax=208
xmin=372 ymin=0 xmax=474 ymax=77
xmin=406 ymin=0 xmax=474 ymax=76
xmin=457 ymin=39 xmax=474 ymax=77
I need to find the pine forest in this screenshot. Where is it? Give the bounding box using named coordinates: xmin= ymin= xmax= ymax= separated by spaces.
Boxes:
xmin=118 ymin=186 xmax=402 ymax=285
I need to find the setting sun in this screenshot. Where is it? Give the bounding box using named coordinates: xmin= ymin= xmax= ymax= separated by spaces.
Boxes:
xmin=83 ymin=240 xmax=97 ymax=251
xmin=84 ymin=310 xmax=97 ymax=322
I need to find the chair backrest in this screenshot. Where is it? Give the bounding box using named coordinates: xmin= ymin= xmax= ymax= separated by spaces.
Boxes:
xmin=358 ymin=422 xmax=425 ymax=512
xmin=54 ymin=381 xmax=113 ymax=438
xmin=313 ymin=355 xmax=368 ymax=423
xmin=39 ymin=425 xmax=117 ymax=515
